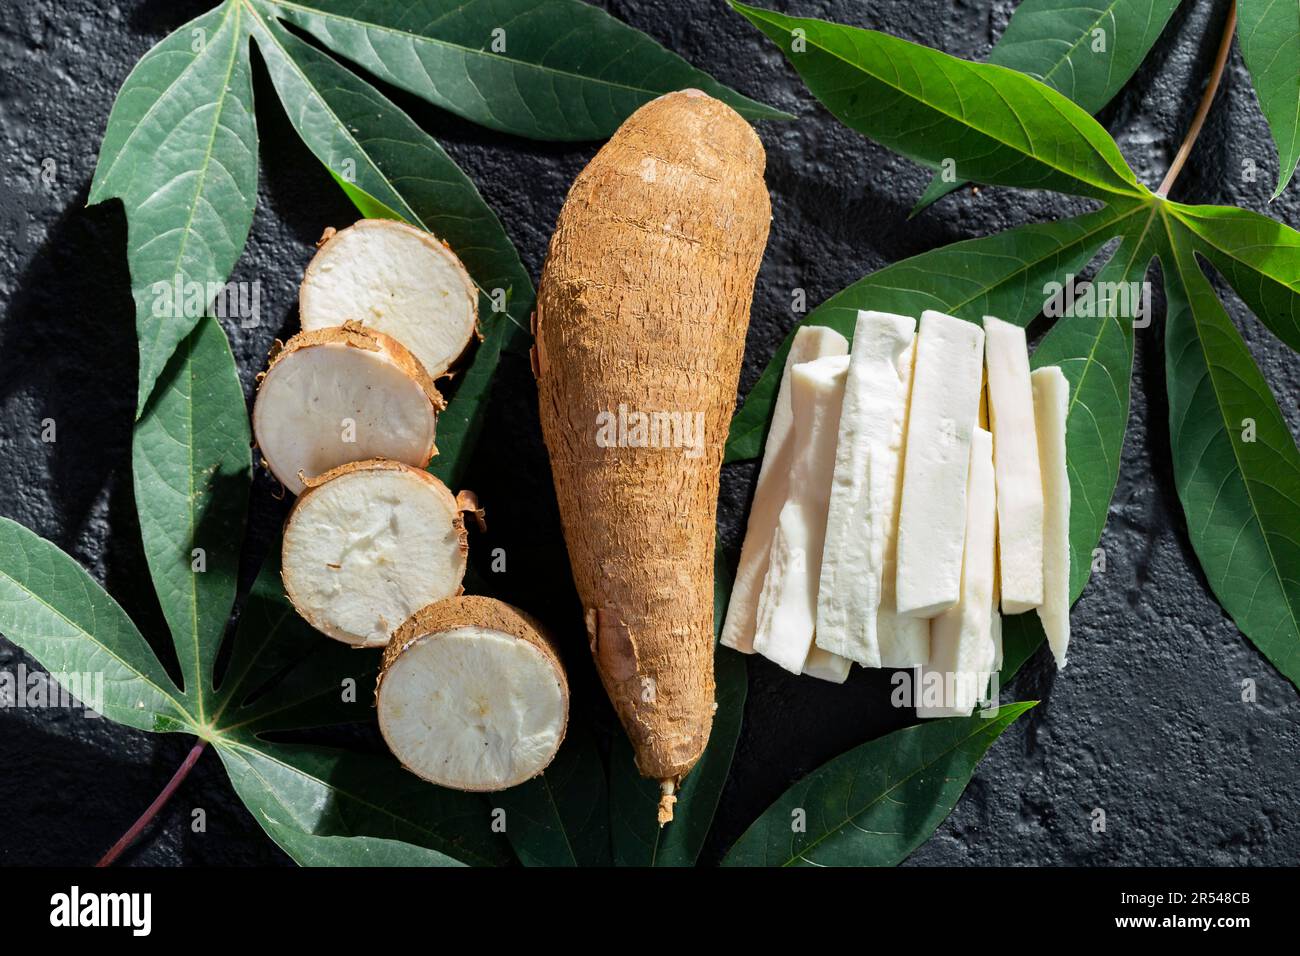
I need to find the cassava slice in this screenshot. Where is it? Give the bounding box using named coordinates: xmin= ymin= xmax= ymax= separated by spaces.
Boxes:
xmin=534 ymin=90 xmax=770 ymax=822
xmin=281 ymin=459 xmax=471 ymax=647
xmin=377 ymin=597 xmax=569 ymax=791
xmin=253 ymin=324 xmax=442 ymax=495
xmin=300 ymin=219 xmax=478 ymax=378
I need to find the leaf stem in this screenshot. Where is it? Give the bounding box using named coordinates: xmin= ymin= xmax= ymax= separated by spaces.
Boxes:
xmin=96 ymin=738 xmax=208 ymax=867
xmin=1156 ymin=1 xmax=1238 ymax=197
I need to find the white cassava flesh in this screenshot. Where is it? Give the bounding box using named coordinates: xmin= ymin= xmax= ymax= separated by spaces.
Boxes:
xmin=752 ymin=354 xmax=849 ymax=674
xmin=983 ymin=315 xmax=1045 ymax=614
xmin=802 ymin=644 xmax=852 ymax=683
xmin=895 ymin=310 xmax=985 ymax=618
xmin=378 ymin=597 xmax=568 ymax=791
xmin=816 ymin=310 xmax=928 ymax=668
xmin=253 ymin=324 xmax=441 ymax=496
xmin=300 ymin=219 xmax=478 ymax=378
xmin=721 ymin=326 xmax=848 ymax=654
xmin=281 ymin=460 xmax=469 ymax=647
xmin=917 ymin=428 xmax=997 ymax=718
xmin=1033 ymin=366 xmax=1072 ymax=666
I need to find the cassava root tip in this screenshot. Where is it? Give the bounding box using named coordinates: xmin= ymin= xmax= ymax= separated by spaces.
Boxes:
xmin=658 ymin=779 xmax=678 ymax=826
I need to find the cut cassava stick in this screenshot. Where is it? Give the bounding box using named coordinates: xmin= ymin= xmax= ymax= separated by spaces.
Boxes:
xmin=300 ymin=219 xmax=478 ymax=378
xmin=896 ymin=310 xmax=985 ymax=617
xmin=983 ymin=315 xmax=1045 ymax=613
xmin=281 ymin=459 xmax=470 ymax=647
xmin=378 ymin=597 xmax=569 ymax=791
xmin=752 ymin=354 xmax=849 ymax=674
xmin=253 ymin=324 xmax=442 ymax=496
xmin=722 ymin=325 xmax=848 ymax=654
xmin=802 ymin=645 xmax=852 ymax=683
xmin=1033 ymin=366 xmax=1072 ymax=666
xmin=917 ymin=428 xmax=997 ymax=718
xmin=816 ymin=310 xmax=921 ymax=668
xmin=534 ymin=90 xmax=770 ymax=821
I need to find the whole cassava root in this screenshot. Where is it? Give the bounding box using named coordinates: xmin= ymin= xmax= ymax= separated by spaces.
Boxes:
xmin=533 ymin=90 xmax=771 ymax=822
xmin=377 ymin=596 xmax=569 ymax=791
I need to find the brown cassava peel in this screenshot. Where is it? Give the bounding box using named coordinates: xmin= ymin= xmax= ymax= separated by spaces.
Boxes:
xmin=533 ymin=90 xmax=770 ymax=823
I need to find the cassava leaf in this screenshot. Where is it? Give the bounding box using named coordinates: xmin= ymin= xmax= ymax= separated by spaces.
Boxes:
xmin=1236 ymin=0 xmax=1300 ymax=196
xmin=1032 ymin=211 xmax=1160 ymax=601
xmin=726 ymin=201 xmax=1145 ymax=462
xmin=1170 ymin=202 xmax=1300 ymax=351
xmin=729 ymin=2 xmax=1146 ymax=201
xmin=249 ymin=10 xmax=533 ymax=482
xmin=609 ymin=545 xmax=747 ymax=866
xmin=217 ymin=738 xmax=515 ymax=867
xmin=918 ymin=0 xmax=1182 ymax=208
xmin=0 ymin=517 xmax=188 ymax=732
xmin=258 ymin=0 xmax=788 ymax=140
xmin=492 ymin=725 xmax=610 ymax=866
xmin=89 ymin=1 xmax=258 ymax=412
xmin=253 ymin=811 xmax=467 ymax=866
xmin=211 ymin=549 xmax=316 ymax=719
xmin=133 ymin=316 xmax=251 ymax=713
xmin=1162 ymin=218 xmax=1300 ymax=686
xmin=723 ymin=702 xmax=1036 ymax=866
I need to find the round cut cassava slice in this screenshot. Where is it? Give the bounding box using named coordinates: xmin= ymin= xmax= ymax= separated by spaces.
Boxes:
xmin=300 ymin=219 xmax=478 ymax=378
xmin=378 ymin=597 xmax=569 ymax=791
xmin=253 ymin=324 xmax=442 ymax=495
xmin=281 ymin=460 xmax=469 ymax=647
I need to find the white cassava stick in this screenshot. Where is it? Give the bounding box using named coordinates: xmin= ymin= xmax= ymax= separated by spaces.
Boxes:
xmin=896 ymin=310 xmax=985 ymax=618
xmin=816 ymin=310 xmax=920 ymax=667
xmin=752 ymin=354 xmax=849 ymax=674
xmin=984 ymin=315 xmax=1044 ymax=613
xmin=1033 ymin=366 xmax=1072 ymax=666
xmin=917 ymin=427 xmax=997 ymax=718
xmin=722 ymin=326 xmax=848 ymax=654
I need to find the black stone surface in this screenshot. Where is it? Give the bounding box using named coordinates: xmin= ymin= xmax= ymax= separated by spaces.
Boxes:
xmin=0 ymin=0 xmax=1296 ymax=867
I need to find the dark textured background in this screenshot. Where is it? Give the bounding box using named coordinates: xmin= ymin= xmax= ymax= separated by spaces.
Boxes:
xmin=1 ymin=0 xmax=1296 ymax=867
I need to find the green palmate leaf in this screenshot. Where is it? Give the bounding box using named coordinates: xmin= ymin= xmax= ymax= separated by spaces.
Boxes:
xmin=248 ymin=9 xmax=533 ymax=482
xmin=493 ymin=726 xmax=610 ymax=866
xmin=253 ymin=811 xmax=467 ymax=866
xmin=1170 ymin=202 xmax=1300 ymax=351
xmin=729 ymin=2 xmax=1146 ymax=201
xmin=1236 ymin=0 xmax=1300 ymax=196
xmin=723 ymin=702 xmax=1036 ymax=866
xmin=918 ymin=0 xmax=1182 ymax=208
xmin=259 ymin=0 xmax=788 ymax=140
xmin=0 ymin=517 xmax=188 ymax=732
xmin=217 ymin=738 xmax=514 ymax=867
xmin=726 ymin=201 xmax=1145 ymax=462
xmin=610 ymin=546 xmax=746 ymax=866
xmin=90 ymin=2 xmax=258 ymax=412
xmin=1162 ymin=219 xmax=1300 ymax=686
xmin=133 ymin=316 xmax=251 ymax=715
